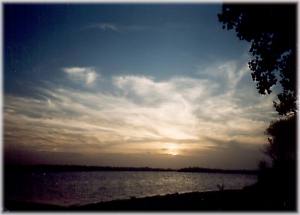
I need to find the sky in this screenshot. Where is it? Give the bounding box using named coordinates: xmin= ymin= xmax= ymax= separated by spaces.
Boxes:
xmin=4 ymin=4 xmax=277 ymax=169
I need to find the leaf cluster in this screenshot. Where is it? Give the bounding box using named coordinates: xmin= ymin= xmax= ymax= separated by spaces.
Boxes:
xmin=218 ymin=4 xmax=296 ymax=115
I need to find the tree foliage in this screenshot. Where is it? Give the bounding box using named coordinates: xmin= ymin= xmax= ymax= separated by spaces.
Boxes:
xmin=218 ymin=4 xmax=296 ymax=115
xmin=218 ymin=6 xmax=297 ymax=208
xmin=265 ymin=115 xmax=296 ymax=167
xmin=264 ymin=115 xmax=296 ymax=209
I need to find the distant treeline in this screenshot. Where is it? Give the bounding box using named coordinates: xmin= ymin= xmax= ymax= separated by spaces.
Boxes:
xmin=5 ymin=165 xmax=174 ymax=173
xmin=5 ymin=165 xmax=258 ymax=175
xmin=178 ymin=167 xmax=258 ymax=175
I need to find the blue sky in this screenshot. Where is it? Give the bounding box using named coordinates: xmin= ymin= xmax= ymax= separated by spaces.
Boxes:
xmin=5 ymin=4 xmax=247 ymax=93
xmin=4 ymin=4 xmax=277 ymax=169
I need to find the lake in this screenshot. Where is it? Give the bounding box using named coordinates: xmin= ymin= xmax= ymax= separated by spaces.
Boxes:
xmin=5 ymin=171 xmax=257 ymax=206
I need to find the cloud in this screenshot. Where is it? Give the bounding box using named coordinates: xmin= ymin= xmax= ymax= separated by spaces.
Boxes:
xmin=83 ymin=23 xmax=120 ymax=32
xmin=4 ymin=59 xmax=277 ymax=168
xmin=81 ymin=22 xmax=210 ymax=34
xmin=63 ymin=67 xmax=98 ymax=85
xmin=82 ymin=22 xmax=155 ymax=33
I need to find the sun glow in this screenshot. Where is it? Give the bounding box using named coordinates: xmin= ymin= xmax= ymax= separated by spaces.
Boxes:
xmin=165 ymin=143 xmax=180 ymax=156
xmin=169 ymin=152 xmax=178 ymax=156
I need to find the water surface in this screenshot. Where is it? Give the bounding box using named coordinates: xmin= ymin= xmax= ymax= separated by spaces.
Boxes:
xmin=5 ymin=171 xmax=257 ymax=206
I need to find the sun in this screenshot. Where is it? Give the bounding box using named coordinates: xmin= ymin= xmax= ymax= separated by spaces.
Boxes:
xmin=169 ymin=151 xmax=178 ymax=156
xmin=165 ymin=143 xmax=179 ymax=156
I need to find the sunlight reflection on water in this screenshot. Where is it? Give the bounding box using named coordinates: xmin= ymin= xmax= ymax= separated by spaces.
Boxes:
xmin=5 ymin=171 xmax=256 ymax=206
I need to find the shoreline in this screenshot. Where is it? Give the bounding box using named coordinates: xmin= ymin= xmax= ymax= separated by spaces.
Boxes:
xmin=4 ymin=187 xmax=290 ymax=212
xmin=5 ymin=164 xmax=258 ymax=175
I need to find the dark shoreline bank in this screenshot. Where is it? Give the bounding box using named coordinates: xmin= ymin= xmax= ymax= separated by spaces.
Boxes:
xmin=4 ymin=188 xmax=293 ymax=212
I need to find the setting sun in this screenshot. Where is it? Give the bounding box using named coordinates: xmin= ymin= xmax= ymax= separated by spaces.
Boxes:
xmin=165 ymin=143 xmax=180 ymax=156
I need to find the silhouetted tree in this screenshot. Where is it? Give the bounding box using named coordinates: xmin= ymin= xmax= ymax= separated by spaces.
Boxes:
xmin=218 ymin=4 xmax=297 ymax=210
xmin=263 ymin=115 xmax=296 ymax=209
xmin=218 ymin=2 xmax=297 ymax=170
xmin=218 ymin=4 xmax=296 ymax=116
xmin=265 ymin=116 xmax=296 ymax=167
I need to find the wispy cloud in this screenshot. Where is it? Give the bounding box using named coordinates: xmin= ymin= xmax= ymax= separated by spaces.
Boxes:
xmin=82 ymin=22 xmax=208 ymax=34
xmin=63 ymin=67 xmax=98 ymax=85
xmin=4 ymin=59 xmax=276 ymax=168
xmin=81 ymin=22 xmax=155 ymax=33
xmin=83 ymin=23 xmax=120 ymax=32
